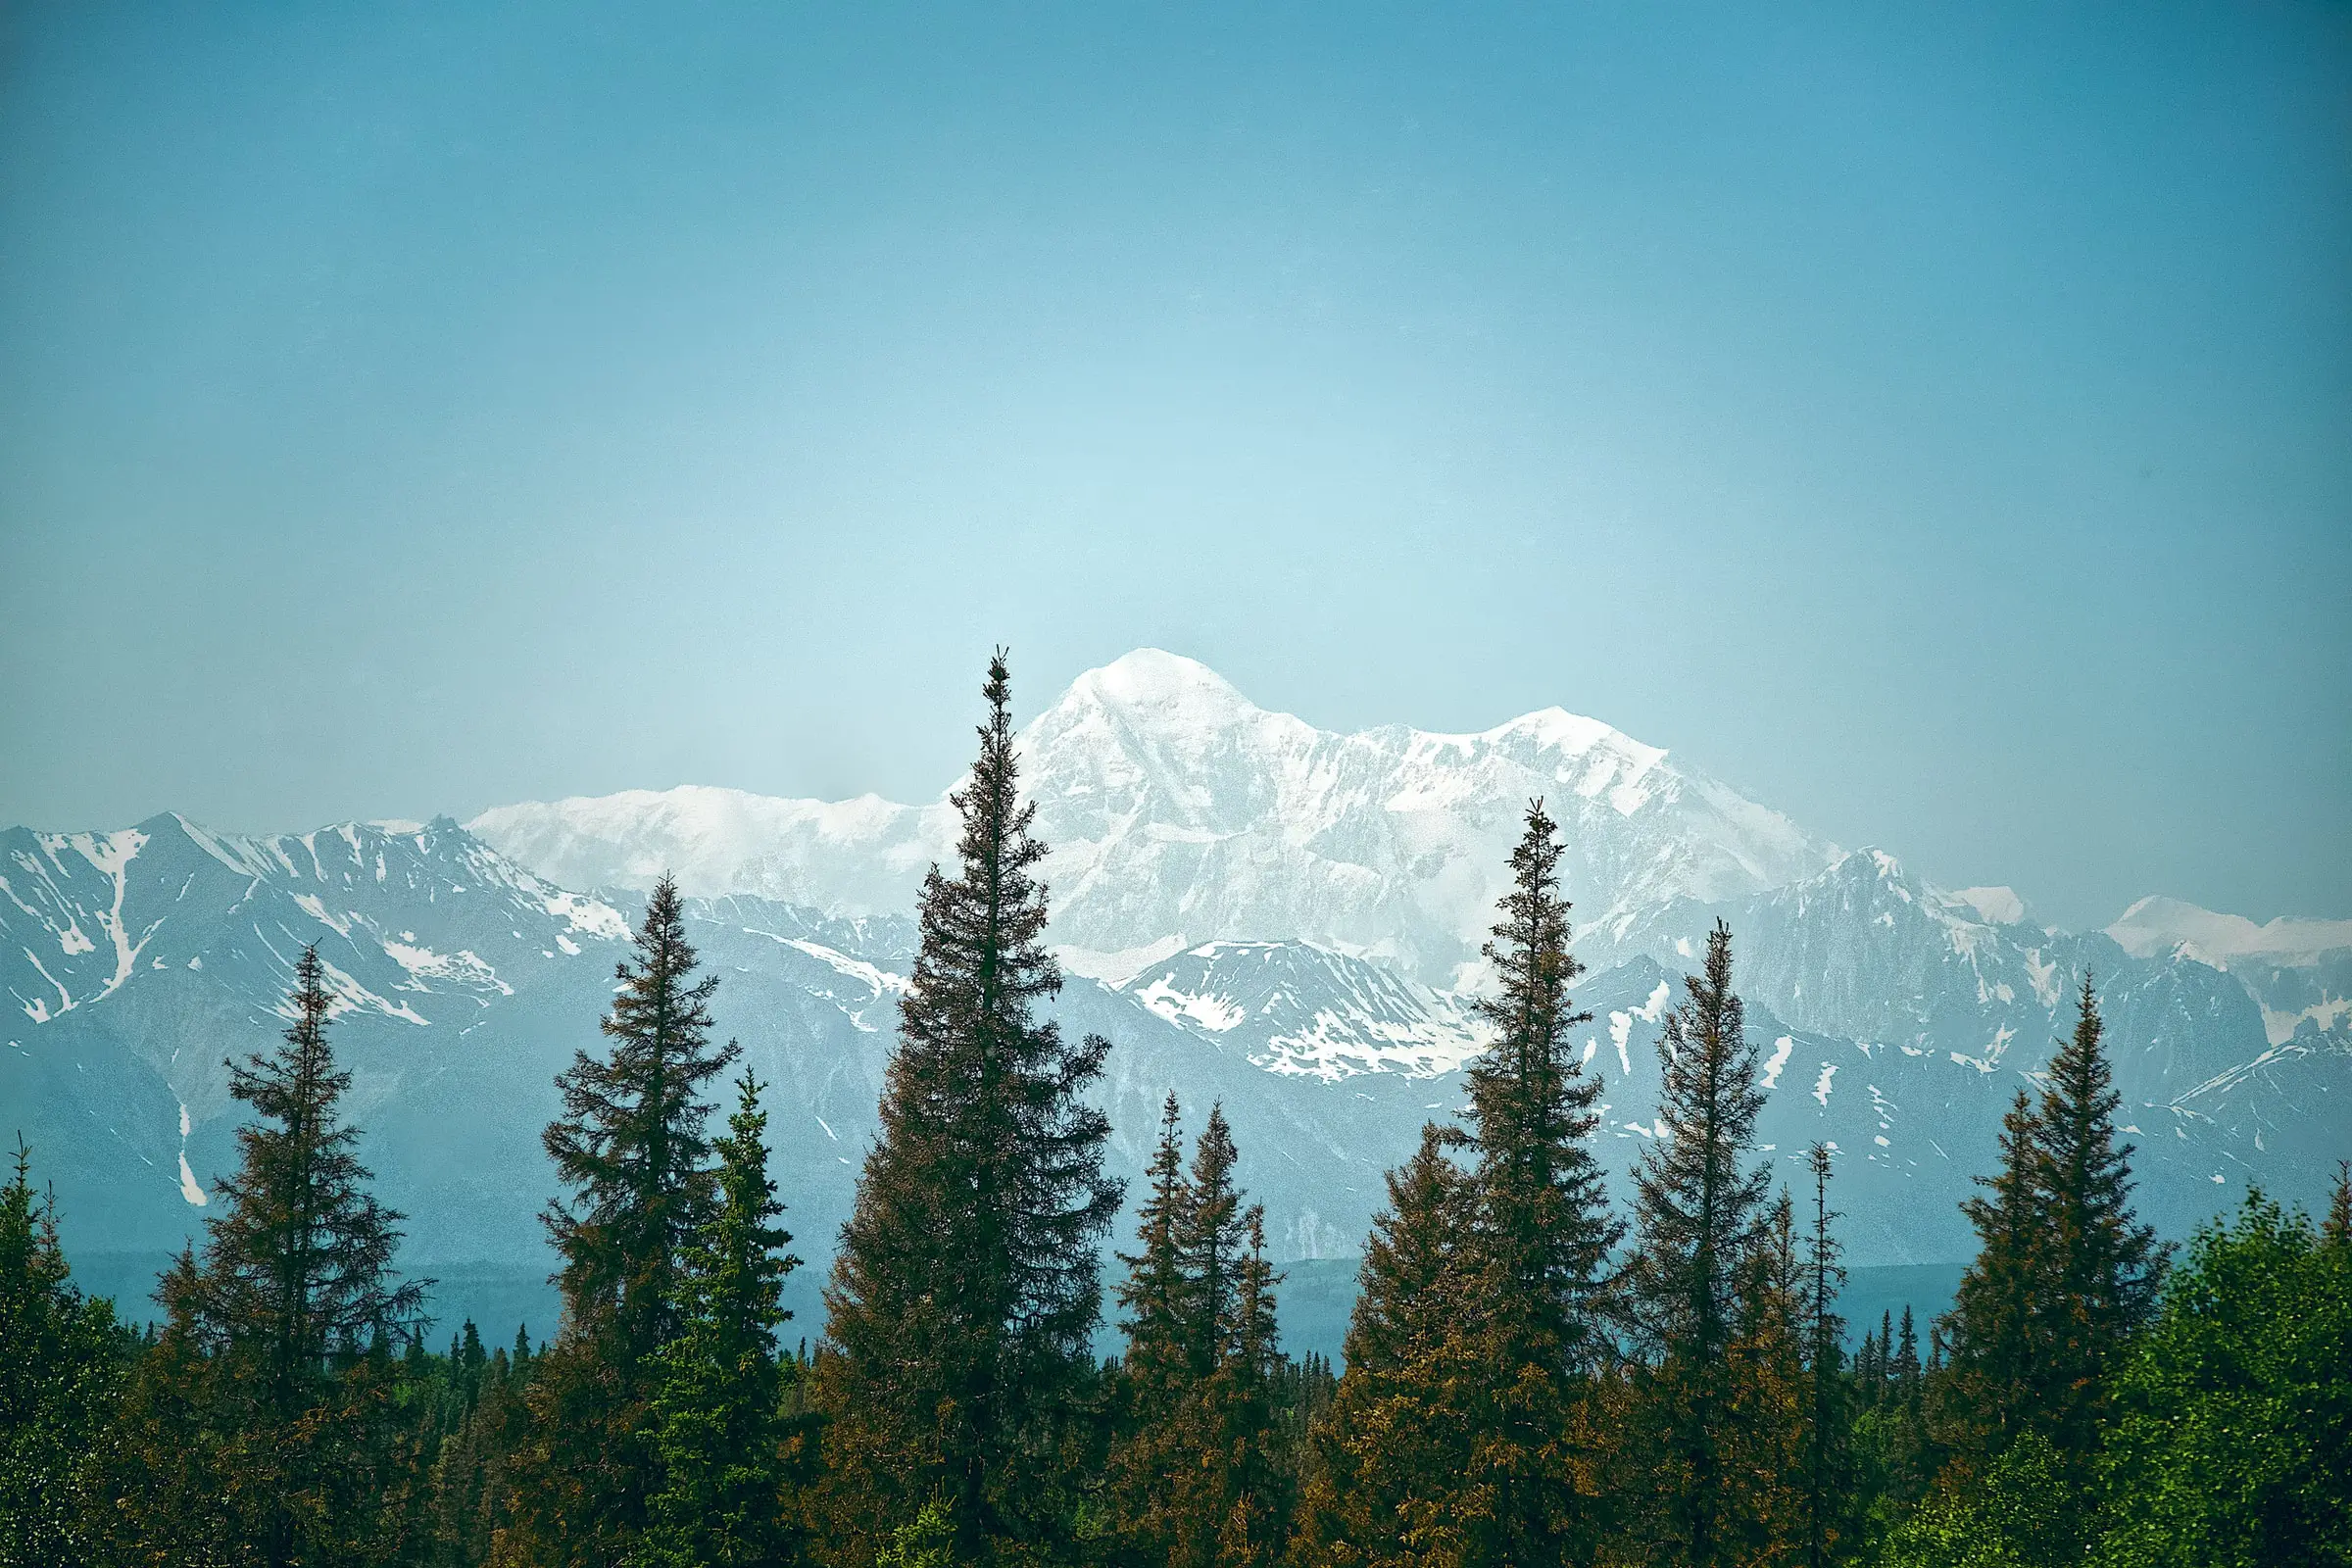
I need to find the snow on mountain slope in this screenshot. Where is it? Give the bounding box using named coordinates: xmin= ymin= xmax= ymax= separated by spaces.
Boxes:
xmin=1575 ymin=848 xmax=2352 ymax=1223
xmin=468 ymin=787 xmax=956 ymax=924
xmin=471 ymin=649 xmax=1839 ymax=988
xmin=1116 ymin=940 xmax=1484 ymax=1081
xmin=2108 ymin=895 xmax=2352 ymax=1045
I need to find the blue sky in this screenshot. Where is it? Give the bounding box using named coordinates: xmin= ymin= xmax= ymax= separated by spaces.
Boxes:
xmin=1 ymin=2 xmax=2345 ymax=930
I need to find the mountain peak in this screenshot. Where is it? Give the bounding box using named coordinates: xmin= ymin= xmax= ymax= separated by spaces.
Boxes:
xmin=2108 ymin=896 xmax=2352 ymax=967
xmin=1066 ymin=649 xmax=1253 ymax=719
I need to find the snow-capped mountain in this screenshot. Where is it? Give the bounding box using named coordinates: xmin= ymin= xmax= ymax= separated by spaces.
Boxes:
xmin=472 ymin=650 xmax=1838 ymax=990
xmin=2108 ymin=896 xmax=2352 ymax=1047
xmin=8 ymin=651 xmax=2344 ymax=1304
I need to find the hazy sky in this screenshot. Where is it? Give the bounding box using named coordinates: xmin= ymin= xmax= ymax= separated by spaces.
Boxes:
xmin=2 ymin=2 xmax=2345 ymax=931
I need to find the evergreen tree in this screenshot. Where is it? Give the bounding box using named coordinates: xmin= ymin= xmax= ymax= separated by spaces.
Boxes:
xmin=2328 ymin=1160 xmax=2351 ymax=1248
xmin=1936 ymin=1088 xmax=2049 ymax=1470
xmin=1211 ymin=1207 xmax=1288 ymax=1568
xmin=1801 ymin=1145 xmax=1851 ymax=1568
xmin=644 ymin=1070 xmax=808 ymax=1568
xmin=1456 ymin=801 xmax=1621 ymax=1568
xmin=1936 ymin=976 xmax=2163 ymax=1482
xmin=2033 ymin=975 xmax=2164 ymax=1458
xmin=163 ymin=947 xmax=427 ymax=1567
xmin=1720 ymin=1190 xmax=1812 ymax=1564
xmin=820 ymin=651 xmax=1123 ymax=1562
xmin=511 ymin=877 xmax=741 ymax=1566
xmin=1621 ymin=920 xmax=1772 ymax=1568
xmin=1115 ymin=1093 xmax=1193 ymax=1415
xmin=80 ymin=1249 xmax=239 ymax=1568
xmin=1108 ymin=1100 xmax=1283 ymax=1568
xmin=1294 ymin=1124 xmax=1482 ymax=1568
xmin=0 ymin=1140 xmax=129 ymax=1568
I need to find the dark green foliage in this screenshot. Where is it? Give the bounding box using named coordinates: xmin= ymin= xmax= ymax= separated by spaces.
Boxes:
xmin=100 ymin=948 xmax=428 ymax=1568
xmin=1936 ymin=977 xmax=2163 ymax=1488
xmin=0 ymin=1141 xmax=131 ymax=1568
xmin=2093 ymin=1191 xmax=2352 ymax=1568
xmin=543 ymin=874 xmax=741 ymax=1364
xmin=1877 ymin=1429 xmax=2080 ymax=1568
xmin=1455 ymin=801 xmax=1621 ymax=1568
xmin=80 ymin=1249 xmax=241 ymax=1566
xmin=1107 ymin=1101 xmax=1292 ymax=1568
xmin=1114 ymin=1094 xmax=1193 ymax=1416
xmin=1851 ymin=1305 xmax=1931 ymax=1550
xmin=1802 ymin=1144 xmax=1852 ymax=1568
xmin=1937 ymin=1088 xmax=2047 ymax=1468
xmin=511 ymin=876 xmax=742 ymax=1565
xmin=820 ymin=651 xmax=1122 ymax=1563
xmin=13 ymin=677 xmax=2337 ymax=1568
xmin=644 ymin=1070 xmax=809 ymax=1568
xmin=1294 ymin=1123 xmax=1483 ymax=1568
xmin=2033 ymin=976 xmax=2164 ymax=1459
xmin=1621 ymin=920 xmax=1773 ymax=1568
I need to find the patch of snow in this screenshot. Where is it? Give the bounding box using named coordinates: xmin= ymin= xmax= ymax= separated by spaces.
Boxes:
xmin=1056 ymin=934 xmax=1190 ymax=987
xmin=1812 ymin=1062 xmax=1838 ymax=1107
xmin=1761 ymin=1035 xmax=1794 ymax=1090
xmin=2022 ymin=948 xmax=2061 ymax=1008
xmin=292 ymin=894 xmax=352 ymax=937
xmin=544 ymin=891 xmax=629 ymax=942
xmin=382 ymin=941 xmax=514 ymax=997
xmin=2108 ymin=896 xmax=2352 ymax=967
xmin=1953 ymin=886 xmax=2028 ymax=925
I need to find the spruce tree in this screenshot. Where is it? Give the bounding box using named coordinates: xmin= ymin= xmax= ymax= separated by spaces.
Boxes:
xmin=1110 ymin=1100 xmax=1294 ymax=1568
xmin=0 ymin=1140 xmax=128 ymax=1568
xmin=644 ymin=1070 xmax=807 ymax=1568
xmin=1457 ymin=800 xmax=1620 ymax=1568
xmin=1622 ymin=919 xmax=1772 ymax=1568
xmin=820 ymin=651 xmax=1122 ymax=1562
xmin=1936 ymin=1088 xmax=2049 ymax=1471
xmin=1728 ymin=1191 xmax=1811 ymax=1565
xmin=1116 ymin=1093 xmax=1193 ymax=1410
xmin=2328 ymin=1161 xmax=2352 ymax=1248
xmin=2032 ymin=974 xmax=2163 ymax=1457
xmin=172 ymin=946 xmax=427 ymax=1567
xmin=512 ymin=876 xmax=741 ymax=1565
xmin=1294 ymin=1124 xmax=1482 ymax=1568
xmin=1212 ymin=1207 xmax=1289 ymax=1568
xmin=1802 ymin=1144 xmax=1851 ymax=1568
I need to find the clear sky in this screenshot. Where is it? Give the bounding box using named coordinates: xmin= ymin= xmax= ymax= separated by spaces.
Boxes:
xmin=1 ymin=2 xmax=2345 ymax=931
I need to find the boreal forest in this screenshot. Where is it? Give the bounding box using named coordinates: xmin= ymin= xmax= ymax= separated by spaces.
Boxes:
xmin=6 ymin=658 xmax=2347 ymax=1568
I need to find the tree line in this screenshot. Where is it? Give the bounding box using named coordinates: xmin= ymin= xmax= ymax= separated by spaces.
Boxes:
xmin=3 ymin=652 xmax=2346 ymax=1567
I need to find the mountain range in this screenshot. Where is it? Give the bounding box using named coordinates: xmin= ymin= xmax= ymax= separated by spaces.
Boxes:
xmin=7 ymin=650 xmax=2345 ymax=1340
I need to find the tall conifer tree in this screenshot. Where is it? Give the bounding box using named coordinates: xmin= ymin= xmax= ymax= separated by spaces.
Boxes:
xmin=1936 ymin=1088 xmax=2048 ymax=1470
xmin=644 ymin=1070 xmax=807 ymax=1568
xmin=1116 ymin=1094 xmax=1193 ymax=1412
xmin=1802 ymin=1144 xmax=1851 ymax=1568
xmin=1110 ymin=1101 xmax=1291 ymax=1568
xmin=1936 ymin=976 xmax=2161 ymax=1483
xmin=1212 ymin=1207 xmax=1289 ymax=1568
xmin=1622 ymin=920 xmax=1771 ymax=1568
xmin=1295 ymin=1124 xmax=1481 ymax=1568
xmin=2032 ymin=975 xmax=2163 ymax=1457
xmin=513 ymin=877 xmax=740 ymax=1566
xmin=1457 ymin=800 xmax=1620 ymax=1568
xmin=821 ymin=650 xmax=1122 ymax=1561
xmin=139 ymin=947 xmax=427 ymax=1567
